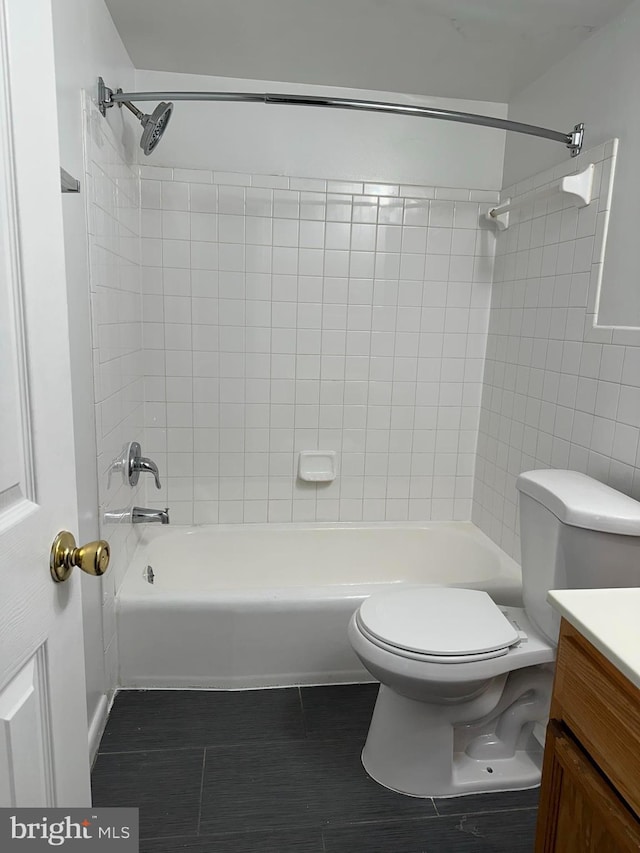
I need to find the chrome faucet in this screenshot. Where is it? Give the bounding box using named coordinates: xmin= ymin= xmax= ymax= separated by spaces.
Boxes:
xmin=132 ymin=506 xmax=170 ymax=524
xmin=127 ymin=441 xmax=161 ymax=489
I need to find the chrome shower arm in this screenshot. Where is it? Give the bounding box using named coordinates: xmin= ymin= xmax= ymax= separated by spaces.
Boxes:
xmin=98 ymin=78 xmax=173 ymax=155
xmin=120 ymin=99 xmax=144 ymax=121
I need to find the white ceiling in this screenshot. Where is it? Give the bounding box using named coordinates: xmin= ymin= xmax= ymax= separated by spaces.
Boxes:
xmin=105 ymin=0 xmax=631 ymax=102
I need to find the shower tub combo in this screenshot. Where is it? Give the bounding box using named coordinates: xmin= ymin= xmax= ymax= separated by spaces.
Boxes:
xmin=117 ymin=523 xmax=521 ymax=688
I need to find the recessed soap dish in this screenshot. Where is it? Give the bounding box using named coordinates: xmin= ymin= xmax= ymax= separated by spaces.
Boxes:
xmin=298 ymin=451 xmax=337 ymax=483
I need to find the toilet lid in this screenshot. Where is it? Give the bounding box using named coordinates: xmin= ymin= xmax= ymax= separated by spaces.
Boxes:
xmin=358 ymin=587 xmax=520 ymax=656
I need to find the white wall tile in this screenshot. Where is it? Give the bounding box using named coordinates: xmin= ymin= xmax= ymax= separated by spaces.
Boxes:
xmin=84 ymin=98 xmax=145 ymax=625
xmin=141 ymin=165 xmax=497 ymax=523
xmin=473 ymin=144 xmax=634 ymax=557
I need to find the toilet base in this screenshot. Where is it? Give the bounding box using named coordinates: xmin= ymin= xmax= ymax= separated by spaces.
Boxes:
xmin=361 ymin=683 xmax=544 ymax=798
xmin=363 ymin=746 xmax=542 ymax=799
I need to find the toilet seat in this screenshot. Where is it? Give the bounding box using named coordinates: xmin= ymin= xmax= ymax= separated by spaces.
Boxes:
xmin=355 ymin=615 xmax=516 ymax=663
xmin=357 ymin=587 xmax=521 ymax=664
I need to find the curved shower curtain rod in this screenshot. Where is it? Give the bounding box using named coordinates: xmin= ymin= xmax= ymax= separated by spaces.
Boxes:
xmin=98 ymin=77 xmax=585 ymax=157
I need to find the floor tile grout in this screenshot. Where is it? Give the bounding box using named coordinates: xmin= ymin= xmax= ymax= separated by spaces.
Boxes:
xmin=98 ymin=745 xmax=211 ymax=756
xmin=297 ymin=685 xmax=309 ymax=737
xmin=321 ymin=814 xmax=440 ymax=830
xmin=432 ymin=804 xmax=540 ymax=818
xmin=98 ymin=736 xmax=312 ymax=756
xmin=195 ymin=747 xmax=207 ymax=835
xmin=94 ymin=685 xmax=539 ymax=851
xmin=137 ymin=805 xmax=540 ymax=843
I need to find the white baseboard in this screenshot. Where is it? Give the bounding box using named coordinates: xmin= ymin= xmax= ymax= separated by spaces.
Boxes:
xmin=87 ymin=693 xmax=111 ymax=765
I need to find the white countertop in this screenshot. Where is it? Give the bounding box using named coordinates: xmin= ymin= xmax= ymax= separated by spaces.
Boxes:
xmin=548 ymin=588 xmax=640 ymax=691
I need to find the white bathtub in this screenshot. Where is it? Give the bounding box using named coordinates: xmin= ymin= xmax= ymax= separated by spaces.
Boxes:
xmin=116 ymin=522 xmax=522 ymax=689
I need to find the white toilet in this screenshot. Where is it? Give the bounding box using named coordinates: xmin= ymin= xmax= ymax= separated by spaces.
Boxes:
xmin=348 ymin=469 xmax=640 ymax=798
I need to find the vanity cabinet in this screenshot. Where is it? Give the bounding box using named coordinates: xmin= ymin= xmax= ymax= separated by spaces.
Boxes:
xmin=536 ymin=620 xmax=640 ymax=851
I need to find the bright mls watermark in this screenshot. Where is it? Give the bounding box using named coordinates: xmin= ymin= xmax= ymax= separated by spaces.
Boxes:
xmin=0 ymin=809 xmax=138 ymax=850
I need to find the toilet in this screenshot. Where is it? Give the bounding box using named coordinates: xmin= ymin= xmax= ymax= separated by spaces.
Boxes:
xmin=348 ymin=469 xmax=640 ymax=798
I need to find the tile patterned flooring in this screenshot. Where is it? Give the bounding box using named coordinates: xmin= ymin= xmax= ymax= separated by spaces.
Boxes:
xmin=92 ymin=685 xmax=539 ymax=852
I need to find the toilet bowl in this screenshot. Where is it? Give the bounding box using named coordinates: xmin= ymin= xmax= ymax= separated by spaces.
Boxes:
xmin=349 ymin=470 xmax=640 ymax=798
xmin=349 ymin=587 xmax=555 ymax=797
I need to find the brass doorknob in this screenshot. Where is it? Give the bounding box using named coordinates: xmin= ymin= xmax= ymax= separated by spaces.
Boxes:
xmin=50 ymin=531 xmax=110 ymax=583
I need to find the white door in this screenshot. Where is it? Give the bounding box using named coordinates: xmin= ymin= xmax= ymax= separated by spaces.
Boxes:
xmin=0 ymin=0 xmax=91 ymax=806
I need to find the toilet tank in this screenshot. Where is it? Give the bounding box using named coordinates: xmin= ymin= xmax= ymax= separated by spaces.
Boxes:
xmin=517 ymin=470 xmax=640 ymax=645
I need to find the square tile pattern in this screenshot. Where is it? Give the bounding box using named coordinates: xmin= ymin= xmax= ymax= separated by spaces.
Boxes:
xmin=139 ymin=166 xmax=500 ymax=526
xmin=83 ymin=95 xmax=146 ymax=685
xmin=473 ymin=140 xmax=640 ymax=561
xmin=93 ymin=686 xmax=539 ymax=851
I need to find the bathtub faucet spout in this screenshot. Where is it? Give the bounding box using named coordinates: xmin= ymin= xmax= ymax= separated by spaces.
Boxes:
xmin=132 ymin=506 xmax=170 ymax=524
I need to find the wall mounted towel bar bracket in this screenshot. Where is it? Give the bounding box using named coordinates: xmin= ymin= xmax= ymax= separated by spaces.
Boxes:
xmin=486 ymin=163 xmax=595 ymax=231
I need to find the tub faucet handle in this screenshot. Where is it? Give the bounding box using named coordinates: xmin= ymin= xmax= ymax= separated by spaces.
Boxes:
xmin=137 ymin=456 xmax=161 ymax=489
xmin=127 ymin=441 xmax=162 ymax=489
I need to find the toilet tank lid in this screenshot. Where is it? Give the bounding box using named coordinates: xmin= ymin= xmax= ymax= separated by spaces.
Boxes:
xmin=517 ymin=470 xmax=640 ymax=536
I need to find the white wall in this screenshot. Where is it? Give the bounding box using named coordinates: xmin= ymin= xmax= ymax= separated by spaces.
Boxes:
xmin=472 ymin=142 xmax=633 ymax=559
xmin=105 ymin=0 xmax=632 ymax=103
xmin=134 ymin=69 xmax=507 ymax=189
xmin=51 ymin=0 xmax=134 ymax=752
xmin=84 ymin=93 xmax=145 ymax=669
xmin=503 ymin=0 xmax=640 ymax=326
xmin=474 ymin=0 xmax=640 ymax=560
xmin=140 ymin=165 xmax=498 ymax=525
xmin=125 ymin=70 xmax=506 ymax=527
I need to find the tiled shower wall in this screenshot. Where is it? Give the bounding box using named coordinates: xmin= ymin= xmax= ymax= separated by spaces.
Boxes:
xmin=139 ymin=167 xmax=500 ymax=524
xmin=471 ymin=140 xmax=640 ymax=559
xmin=84 ymin=97 xmax=144 ymax=683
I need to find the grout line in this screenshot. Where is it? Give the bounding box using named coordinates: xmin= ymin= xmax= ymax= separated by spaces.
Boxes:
xmin=327 ymin=813 xmax=441 ymax=830
xmin=99 ymin=734 xmax=312 ymax=757
xmin=142 ymin=825 xmax=328 ymax=844
xmin=318 ymin=805 xmax=539 ymax=845
xmin=406 ymin=216 xmax=426 ymax=521
xmin=97 ymin=745 xmax=206 ymax=756
xmin=132 ymin=805 xmax=538 ymax=846
xmin=432 ymin=803 xmax=540 ymax=818
xmin=195 ymin=747 xmax=207 ymax=834
xmin=297 ymin=685 xmax=308 ymax=737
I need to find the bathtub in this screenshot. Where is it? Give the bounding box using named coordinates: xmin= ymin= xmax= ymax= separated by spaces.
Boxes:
xmin=116 ymin=522 xmax=522 ymax=689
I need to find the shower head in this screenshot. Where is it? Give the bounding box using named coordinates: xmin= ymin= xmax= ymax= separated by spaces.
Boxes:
xmin=99 ymin=80 xmax=173 ymax=155
xmin=139 ymin=102 xmax=173 ymax=156
xmin=120 ymin=99 xmax=173 ymax=155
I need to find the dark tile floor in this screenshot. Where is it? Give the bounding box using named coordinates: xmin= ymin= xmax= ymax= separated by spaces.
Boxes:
xmin=92 ymin=685 xmax=539 ymax=852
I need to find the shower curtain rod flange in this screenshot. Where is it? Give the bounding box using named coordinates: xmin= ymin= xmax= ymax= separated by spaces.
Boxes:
xmin=97 ymin=78 xmax=585 ymax=157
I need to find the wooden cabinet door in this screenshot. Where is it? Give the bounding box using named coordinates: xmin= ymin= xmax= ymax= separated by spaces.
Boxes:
xmin=536 ymin=722 xmax=640 ymax=852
